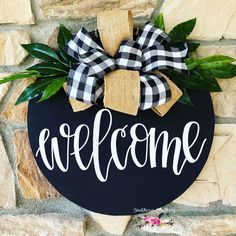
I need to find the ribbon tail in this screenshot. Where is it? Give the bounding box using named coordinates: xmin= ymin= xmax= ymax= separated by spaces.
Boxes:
xmin=139 ymin=73 xmax=172 ymax=110
xmin=151 ymin=71 xmax=183 ymax=117
xmin=64 ymin=84 xmax=92 ymax=112
xmin=66 ymin=63 xmax=104 ymax=110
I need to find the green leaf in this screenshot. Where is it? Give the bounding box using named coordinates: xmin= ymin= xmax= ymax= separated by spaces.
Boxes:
xmin=21 ymin=43 xmax=60 ymax=62
xmin=196 ymin=55 xmax=235 ymax=68
xmin=39 ymin=77 xmax=66 ymax=102
xmin=15 ymin=79 xmax=53 ymax=105
xmin=187 ymin=41 xmax=200 ymax=53
xmin=27 ymin=62 xmax=69 ymax=75
xmin=166 ymin=70 xmax=222 ymax=92
xmin=186 ymin=55 xmax=235 ymax=70
xmin=57 ymin=24 xmax=73 ymax=51
xmin=57 ymin=49 xmax=70 ymax=64
xmin=154 ymin=12 xmax=165 ymax=31
xmin=185 ymin=58 xmax=199 ymax=70
xmin=56 ymin=25 xmax=76 ymax=66
xmin=196 ymin=63 xmax=236 ymax=78
xmin=168 ymin=18 xmax=197 ymax=44
xmin=178 ymin=88 xmax=193 ymax=105
xmin=192 ymin=69 xmax=222 ymax=91
xmin=57 ymin=48 xmax=77 ymax=66
xmin=0 ymin=71 xmax=40 ymax=85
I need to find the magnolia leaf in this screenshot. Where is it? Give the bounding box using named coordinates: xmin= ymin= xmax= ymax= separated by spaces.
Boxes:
xmin=186 ymin=55 xmax=235 ymax=70
xmin=178 ymin=88 xmax=193 ymax=105
xmin=196 ymin=63 xmax=236 ymax=78
xmin=27 ymin=62 xmax=69 ymax=75
xmin=166 ymin=70 xmax=222 ymax=92
xmin=57 ymin=24 xmax=76 ymax=66
xmin=187 ymin=41 xmax=200 ymax=53
xmin=196 ymin=55 xmax=235 ymax=68
xmin=0 ymin=71 xmax=40 ymax=85
xmin=15 ymin=79 xmax=53 ymax=105
xmin=57 ymin=24 xmax=73 ymax=51
xmin=185 ymin=58 xmax=199 ymax=70
xmin=21 ymin=43 xmax=60 ymax=62
xmin=57 ymin=49 xmax=70 ymax=65
xmin=57 ymin=48 xmax=77 ymax=66
xmin=191 ymin=69 xmax=222 ymax=92
xmin=154 ymin=13 xmax=165 ymax=31
xmin=39 ymin=77 xmax=66 ymax=102
xmin=168 ymin=18 xmax=197 ymax=44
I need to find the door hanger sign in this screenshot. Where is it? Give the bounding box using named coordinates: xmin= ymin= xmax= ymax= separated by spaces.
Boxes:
xmin=28 ymin=90 xmax=214 ymax=215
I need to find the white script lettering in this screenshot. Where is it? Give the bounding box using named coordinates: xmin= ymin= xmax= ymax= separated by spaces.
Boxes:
xmin=36 ymin=109 xmax=207 ymax=182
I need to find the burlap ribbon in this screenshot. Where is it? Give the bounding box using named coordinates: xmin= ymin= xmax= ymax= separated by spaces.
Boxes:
xmin=67 ymin=10 xmax=183 ymax=116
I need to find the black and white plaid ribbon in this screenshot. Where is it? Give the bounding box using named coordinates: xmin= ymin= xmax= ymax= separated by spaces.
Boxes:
xmin=65 ymin=23 xmax=188 ymax=110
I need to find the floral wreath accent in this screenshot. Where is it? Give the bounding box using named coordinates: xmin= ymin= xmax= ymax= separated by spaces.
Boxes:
xmin=0 ymin=11 xmax=235 ymax=116
xmin=136 ymin=212 xmax=174 ymax=228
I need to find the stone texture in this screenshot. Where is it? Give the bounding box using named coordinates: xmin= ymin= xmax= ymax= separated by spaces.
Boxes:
xmin=47 ymin=27 xmax=59 ymax=50
xmin=175 ymin=124 xmax=236 ymax=207
xmin=91 ymin=212 xmax=131 ymax=235
xmin=194 ymin=45 xmax=236 ymax=117
xmin=141 ymin=215 xmax=236 ymax=236
xmin=212 ymin=79 xmax=236 ymax=117
xmin=224 ymin=11 xmax=236 ymax=39
xmin=0 ymin=73 xmax=11 ymax=102
xmin=0 ymin=31 xmax=31 ymax=66
xmin=0 ymin=213 xmax=84 ymax=236
xmin=0 ymin=0 xmax=35 ymax=25
xmin=1 ymin=79 xmax=34 ymax=123
xmin=0 ymin=136 xmax=16 ymax=208
xmin=214 ymin=124 xmax=236 ymax=136
xmin=213 ymin=124 xmax=236 ymax=206
xmin=213 ymin=126 xmax=236 ymax=206
xmin=174 ymin=181 xmax=220 ymax=207
xmin=174 ymin=136 xmax=222 ymax=207
xmin=14 ymin=129 xmax=60 ymax=199
xmin=162 ymin=0 xmax=236 ymax=40
xmin=196 ymin=45 xmax=236 ymax=59
xmin=40 ymin=0 xmax=156 ymax=19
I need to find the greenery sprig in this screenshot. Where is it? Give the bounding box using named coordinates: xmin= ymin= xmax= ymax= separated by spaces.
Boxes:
xmin=0 ymin=24 xmax=73 ymax=105
xmin=0 ymin=14 xmax=236 ymax=106
xmin=154 ymin=13 xmax=236 ymax=105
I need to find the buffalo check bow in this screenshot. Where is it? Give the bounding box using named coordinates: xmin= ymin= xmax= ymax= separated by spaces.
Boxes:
xmin=65 ymin=23 xmax=188 ymax=110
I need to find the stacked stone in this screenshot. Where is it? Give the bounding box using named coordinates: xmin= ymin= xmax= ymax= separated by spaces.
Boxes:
xmin=0 ymin=0 xmax=236 ymax=235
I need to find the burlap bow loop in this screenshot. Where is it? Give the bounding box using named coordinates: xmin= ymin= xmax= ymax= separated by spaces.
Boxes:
xmin=65 ymin=22 xmax=188 ymax=112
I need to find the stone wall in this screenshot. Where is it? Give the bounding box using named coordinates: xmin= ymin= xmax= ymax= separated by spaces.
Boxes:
xmin=0 ymin=0 xmax=236 ymax=235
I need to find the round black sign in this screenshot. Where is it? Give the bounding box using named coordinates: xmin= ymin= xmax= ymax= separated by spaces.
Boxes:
xmin=28 ymin=90 xmax=214 ymax=215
